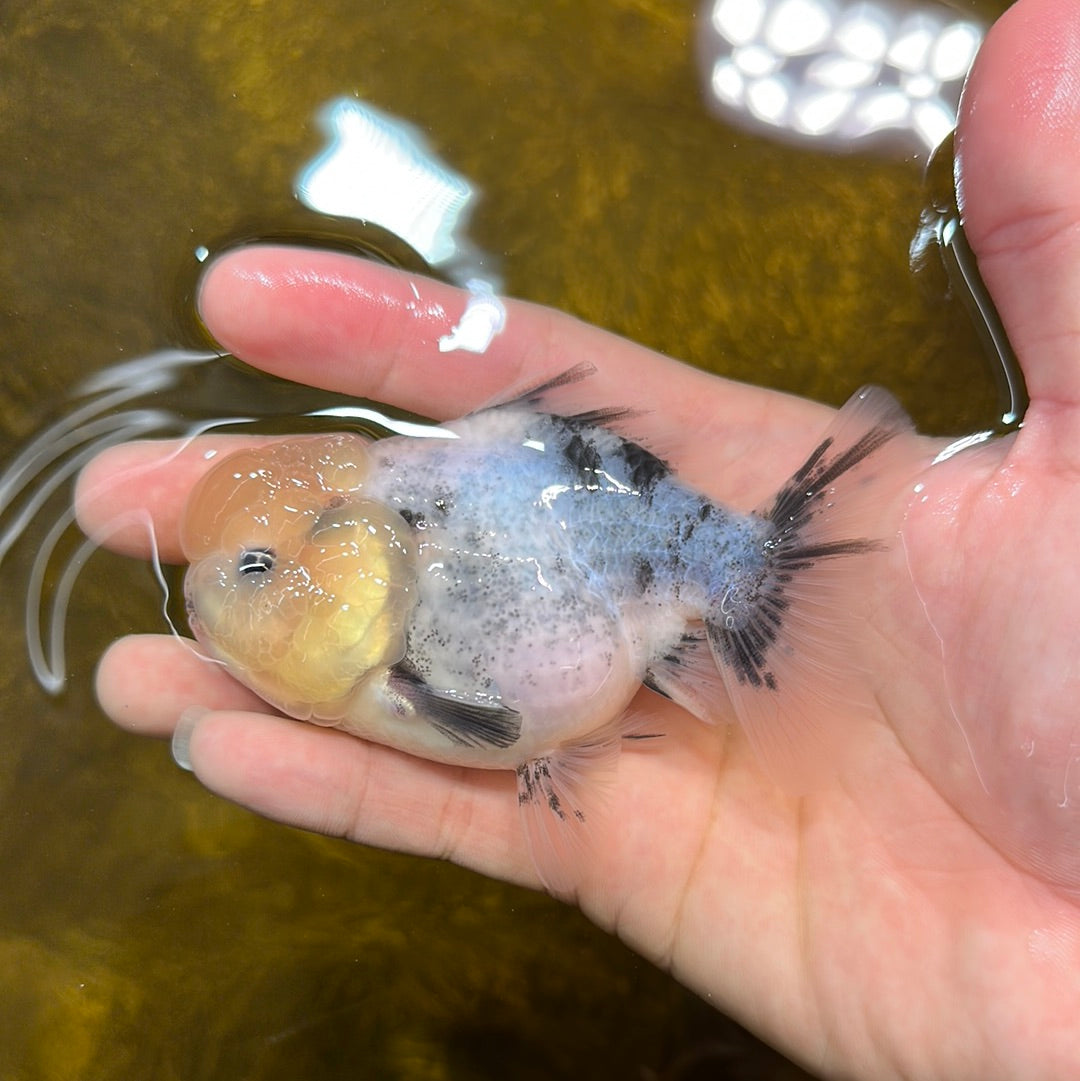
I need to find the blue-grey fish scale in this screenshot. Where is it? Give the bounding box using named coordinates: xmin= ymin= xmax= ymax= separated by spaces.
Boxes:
xmin=364 ymin=405 xmax=769 ymax=736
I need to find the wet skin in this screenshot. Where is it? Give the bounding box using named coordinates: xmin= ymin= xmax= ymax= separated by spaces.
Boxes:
xmin=75 ymin=2 xmax=1080 ymax=1077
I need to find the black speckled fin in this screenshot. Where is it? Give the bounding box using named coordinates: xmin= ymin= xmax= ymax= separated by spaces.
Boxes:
xmin=644 ymin=625 xmax=729 ymax=726
xmin=514 ymin=714 xmax=654 ymax=899
xmin=387 ymin=664 xmax=521 ymax=749
xmin=496 ymin=362 xmax=597 ymax=408
xmin=479 ymin=366 xmax=680 ymax=484
xmin=484 ymin=363 xmax=639 ymax=426
xmin=705 ymin=386 xmax=924 ymax=790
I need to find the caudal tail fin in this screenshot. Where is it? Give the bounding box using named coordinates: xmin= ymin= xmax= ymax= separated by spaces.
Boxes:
xmin=706 ymin=386 xmax=922 ymax=790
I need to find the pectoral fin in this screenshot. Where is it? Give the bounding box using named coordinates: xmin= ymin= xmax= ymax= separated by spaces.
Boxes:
xmin=387 ymin=663 xmax=522 ymax=749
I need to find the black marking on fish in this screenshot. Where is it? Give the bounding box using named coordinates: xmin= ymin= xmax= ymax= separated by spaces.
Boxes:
xmin=643 ymin=627 xmax=725 ymax=723
xmin=633 ymin=555 xmax=655 ymax=594
xmin=707 ymin=421 xmax=897 ymax=690
xmin=516 ymin=759 xmax=585 ymax=823
xmin=489 ymin=363 xmax=635 ymax=426
xmin=562 ymin=432 xmax=603 ymax=490
xmin=642 ymin=672 xmax=672 ymax=699
xmin=707 ymin=603 xmax=782 ymax=692
xmin=662 ymin=630 xmax=707 ymax=666
xmin=680 ymin=500 xmax=713 ymax=543
xmin=502 ymin=362 xmax=597 ymax=410
xmin=397 ymin=508 xmax=427 ymax=530
xmin=618 ymin=439 xmax=670 ymax=493
xmin=767 ymin=424 xmax=895 ymax=537
xmin=388 ymin=662 xmax=521 ymax=749
xmin=237 ymin=547 xmax=275 ymax=577
xmin=563 ymin=406 xmax=639 ymax=428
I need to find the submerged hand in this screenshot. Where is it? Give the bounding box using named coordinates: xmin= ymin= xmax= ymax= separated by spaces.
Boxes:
xmin=75 ymin=1 xmax=1080 ymax=1077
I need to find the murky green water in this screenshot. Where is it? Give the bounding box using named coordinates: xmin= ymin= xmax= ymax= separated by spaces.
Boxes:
xmin=0 ymin=1 xmax=1011 ymax=1078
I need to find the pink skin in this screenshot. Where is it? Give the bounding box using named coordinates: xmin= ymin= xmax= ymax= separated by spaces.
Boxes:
xmin=74 ymin=2 xmax=1080 ymax=1076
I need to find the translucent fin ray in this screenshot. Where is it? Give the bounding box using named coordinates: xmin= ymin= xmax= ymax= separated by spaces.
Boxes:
xmin=706 ymin=386 xmax=924 ymax=790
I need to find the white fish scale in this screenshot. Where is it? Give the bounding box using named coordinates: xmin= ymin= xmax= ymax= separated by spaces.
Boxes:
xmin=364 ymin=408 xmax=768 ymax=750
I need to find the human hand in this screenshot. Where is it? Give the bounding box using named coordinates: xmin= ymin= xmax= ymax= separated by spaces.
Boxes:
xmin=75 ymin=0 xmax=1080 ymax=1076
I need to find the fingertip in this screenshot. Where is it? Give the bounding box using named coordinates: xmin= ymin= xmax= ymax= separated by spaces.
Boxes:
xmin=958 ymin=0 xmax=1080 ymax=238
xmin=195 ymin=246 xmax=288 ymax=362
xmin=193 ymin=244 xmax=536 ymax=415
xmin=171 ymin=707 xmax=208 ymax=770
xmin=96 ymin=637 xmax=144 ymax=733
xmin=95 ymin=634 xmax=270 ymax=737
xmin=74 ymin=443 xmax=174 ymax=558
xmin=953 ymin=0 xmax=1080 ymax=409
xmin=73 ymin=445 xmax=118 ymax=543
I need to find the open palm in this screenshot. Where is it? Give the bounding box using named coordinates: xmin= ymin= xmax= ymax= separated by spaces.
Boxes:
xmin=75 ymin=2 xmax=1080 ymax=1077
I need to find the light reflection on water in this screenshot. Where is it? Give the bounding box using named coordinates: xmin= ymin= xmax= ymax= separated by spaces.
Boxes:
xmin=700 ymin=0 xmax=984 ymax=152
xmin=3 ymin=347 xmax=458 ymax=696
xmin=0 ymin=0 xmax=1012 ymax=1078
xmin=296 ymin=98 xmax=496 ymax=283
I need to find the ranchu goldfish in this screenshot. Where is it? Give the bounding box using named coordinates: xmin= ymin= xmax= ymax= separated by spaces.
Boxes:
xmin=181 ymin=370 xmax=916 ymax=890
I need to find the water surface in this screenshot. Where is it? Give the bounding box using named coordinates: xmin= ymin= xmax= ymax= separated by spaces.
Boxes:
xmin=0 ymin=1 xmax=1010 ymax=1078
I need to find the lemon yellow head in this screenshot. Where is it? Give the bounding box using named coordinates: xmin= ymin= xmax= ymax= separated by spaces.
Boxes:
xmin=181 ymin=433 xmax=415 ymax=720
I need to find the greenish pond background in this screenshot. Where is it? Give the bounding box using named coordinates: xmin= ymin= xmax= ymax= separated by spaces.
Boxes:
xmin=0 ymin=1 xmax=1011 ymax=1078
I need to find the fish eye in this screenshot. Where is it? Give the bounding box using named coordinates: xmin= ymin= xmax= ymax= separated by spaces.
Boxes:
xmin=237 ymin=546 xmax=275 ymax=577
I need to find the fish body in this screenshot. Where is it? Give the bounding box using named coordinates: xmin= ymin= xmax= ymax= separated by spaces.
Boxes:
xmin=182 ymin=376 xmax=915 ymax=890
xmin=361 ymin=408 xmax=768 ymax=763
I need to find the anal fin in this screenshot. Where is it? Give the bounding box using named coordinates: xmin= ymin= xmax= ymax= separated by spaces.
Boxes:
xmin=644 ymin=624 xmax=729 ymax=726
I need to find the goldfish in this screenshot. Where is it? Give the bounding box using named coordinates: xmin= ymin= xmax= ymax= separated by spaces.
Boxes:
xmin=181 ymin=369 xmax=916 ymax=891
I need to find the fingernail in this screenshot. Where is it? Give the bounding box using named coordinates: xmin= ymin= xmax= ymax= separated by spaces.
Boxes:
xmin=173 ymin=707 xmax=208 ymax=771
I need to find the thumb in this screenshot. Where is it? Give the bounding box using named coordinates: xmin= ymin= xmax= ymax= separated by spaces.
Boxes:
xmin=956 ymin=0 xmax=1080 ymax=409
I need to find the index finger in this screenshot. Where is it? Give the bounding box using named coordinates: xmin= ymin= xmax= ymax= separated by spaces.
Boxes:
xmin=198 ymin=246 xmax=708 ymax=418
xmin=198 ymin=247 xmax=833 ymax=490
